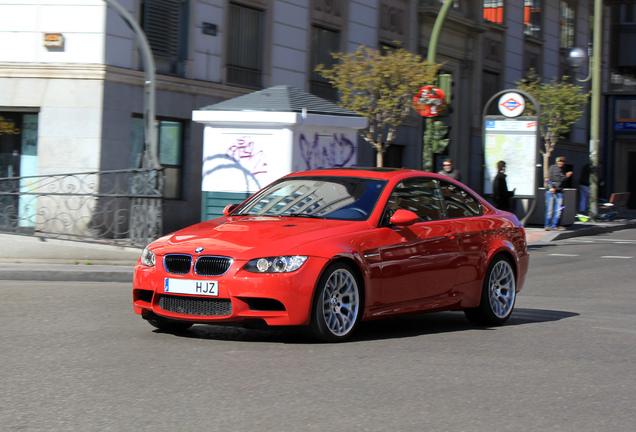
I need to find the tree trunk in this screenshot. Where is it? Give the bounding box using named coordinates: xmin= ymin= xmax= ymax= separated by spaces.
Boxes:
xmin=543 ymin=152 xmax=550 ymax=184
xmin=376 ymin=150 xmax=384 ymax=168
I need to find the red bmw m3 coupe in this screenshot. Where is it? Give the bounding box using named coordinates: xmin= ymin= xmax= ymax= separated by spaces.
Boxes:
xmin=133 ymin=168 xmax=529 ymax=342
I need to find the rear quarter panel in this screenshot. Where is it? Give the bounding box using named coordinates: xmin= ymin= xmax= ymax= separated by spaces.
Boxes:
xmin=452 ymin=213 xmax=529 ymax=306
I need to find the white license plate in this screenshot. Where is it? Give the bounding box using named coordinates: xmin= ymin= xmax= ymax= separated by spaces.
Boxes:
xmin=164 ymin=278 xmax=219 ymax=296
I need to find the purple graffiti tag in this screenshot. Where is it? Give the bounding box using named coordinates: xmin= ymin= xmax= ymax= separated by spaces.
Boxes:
xmin=226 ymin=138 xmax=268 ymax=176
xmin=298 ymin=133 xmax=355 ymax=170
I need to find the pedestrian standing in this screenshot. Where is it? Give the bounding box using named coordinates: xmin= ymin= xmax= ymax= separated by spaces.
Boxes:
xmin=578 ymin=163 xmax=590 ymax=215
xmin=438 ymin=158 xmax=461 ymax=181
xmin=492 ymin=160 xmax=515 ymax=211
xmin=545 ymin=156 xmax=573 ymax=231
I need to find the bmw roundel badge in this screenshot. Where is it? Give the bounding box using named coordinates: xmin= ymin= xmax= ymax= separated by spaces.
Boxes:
xmin=195 ymin=247 xmax=204 ymax=254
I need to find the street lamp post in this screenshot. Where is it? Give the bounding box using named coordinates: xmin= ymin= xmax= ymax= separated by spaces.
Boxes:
xmin=589 ymin=0 xmax=603 ymax=220
xmin=104 ymin=0 xmax=159 ymax=170
xmin=567 ymin=0 xmax=602 ymax=220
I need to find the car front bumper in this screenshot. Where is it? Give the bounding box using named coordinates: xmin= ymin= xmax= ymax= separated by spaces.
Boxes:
xmin=132 ymin=256 xmax=329 ymax=327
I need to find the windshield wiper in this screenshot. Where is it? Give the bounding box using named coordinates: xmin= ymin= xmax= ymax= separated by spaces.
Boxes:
xmin=282 ymin=213 xmax=324 ymax=219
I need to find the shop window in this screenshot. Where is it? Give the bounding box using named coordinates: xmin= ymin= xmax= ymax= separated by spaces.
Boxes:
xmin=0 ymin=112 xmax=39 ymax=229
xmin=227 ymin=3 xmax=264 ymax=89
xmin=131 ymin=117 xmax=184 ymax=200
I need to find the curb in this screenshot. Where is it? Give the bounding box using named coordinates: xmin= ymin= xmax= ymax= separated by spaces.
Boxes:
xmin=0 ymin=264 xmax=134 ymax=283
xmin=551 ymin=220 xmax=636 ymax=241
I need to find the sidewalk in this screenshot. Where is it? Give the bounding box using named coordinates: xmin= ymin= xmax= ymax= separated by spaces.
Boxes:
xmin=524 ymin=210 xmax=636 ymax=244
xmin=1 ymin=211 xmax=635 ymax=282
xmin=0 ymin=233 xmax=141 ymax=282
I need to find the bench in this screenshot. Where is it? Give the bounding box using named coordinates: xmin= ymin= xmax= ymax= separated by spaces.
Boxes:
xmin=599 ymin=192 xmax=630 ymax=215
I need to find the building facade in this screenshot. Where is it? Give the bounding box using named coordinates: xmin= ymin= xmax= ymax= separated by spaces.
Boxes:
xmin=2 ymin=0 xmax=626 ymax=239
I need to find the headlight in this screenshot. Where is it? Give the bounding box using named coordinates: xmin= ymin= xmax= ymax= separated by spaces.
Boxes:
xmin=245 ymin=256 xmax=308 ymax=273
xmin=140 ymin=247 xmax=156 ymax=267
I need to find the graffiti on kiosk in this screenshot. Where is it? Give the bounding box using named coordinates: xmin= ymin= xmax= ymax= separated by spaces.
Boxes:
xmin=298 ymin=133 xmax=355 ymax=170
xmin=225 ymin=137 xmax=268 ymax=176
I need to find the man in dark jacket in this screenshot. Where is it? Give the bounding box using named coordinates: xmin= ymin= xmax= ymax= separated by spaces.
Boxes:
xmin=545 ymin=156 xmax=573 ymax=230
xmin=438 ymin=159 xmax=461 ymax=181
xmin=493 ymin=160 xmax=515 ymax=210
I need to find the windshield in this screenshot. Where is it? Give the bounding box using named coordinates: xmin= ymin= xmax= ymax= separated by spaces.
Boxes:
xmin=234 ymin=176 xmax=387 ymax=221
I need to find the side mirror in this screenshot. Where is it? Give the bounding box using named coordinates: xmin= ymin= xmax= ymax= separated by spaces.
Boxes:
xmin=389 ymin=209 xmax=419 ymax=226
xmin=223 ymin=204 xmax=239 ymax=216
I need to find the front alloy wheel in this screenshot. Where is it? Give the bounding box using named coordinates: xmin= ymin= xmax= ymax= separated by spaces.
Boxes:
xmin=308 ymin=262 xmax=362 ymax=342
xmin=465 ymin=255 xmax=516 ymax=325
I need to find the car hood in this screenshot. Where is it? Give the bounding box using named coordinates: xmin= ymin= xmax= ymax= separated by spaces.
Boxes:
xmin=150 ymin=216 xmax=368 ymax=258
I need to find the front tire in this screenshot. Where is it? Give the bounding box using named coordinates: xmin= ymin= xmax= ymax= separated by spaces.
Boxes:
xmin=465 ymin=255 xmax=516 ymax=325
xmin=307 ymin=262 xmax=362 ymax=342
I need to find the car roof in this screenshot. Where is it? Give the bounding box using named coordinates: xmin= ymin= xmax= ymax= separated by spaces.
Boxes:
xmin=284 ymin=167 xmax=446 ymax=181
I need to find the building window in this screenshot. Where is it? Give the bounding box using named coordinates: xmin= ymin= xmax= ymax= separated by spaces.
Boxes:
xmin=131 ymin=117 xmax=184 ymax=200
xmin=226 ymin=3 xmax=264 ymax=89
xmin=560 ymin=1 xmax=575 ymax=49
xmin=140 ymin=0 xmax=189 ymax=76
xmin=524 ymin=0 xmax=542 ymax=38
xmin=621 ymin=4 xmax=636 ymax=24
xmin=524 ymin=51 xmax=542 ymax=77
xmin=310 ymin=25 xmax=340 ymax=101
xmin=484 ymin=0 xmax=504 ymax=24
xmin=482 ymin=71 xmax=500 ymax=114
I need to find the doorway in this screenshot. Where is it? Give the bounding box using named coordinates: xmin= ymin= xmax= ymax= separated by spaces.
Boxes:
xmin=615 ymin=140 xmax=636 ymax=209
xmin=0 ymin=112 xmax=39 ymax=230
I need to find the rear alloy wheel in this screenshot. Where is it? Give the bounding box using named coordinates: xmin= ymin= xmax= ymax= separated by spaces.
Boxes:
xmin=465 ymin=255 xmax=516 ymax=325
xmin=145 ymin=316 xmax=193 ymax=332
xmin=308 ymin=262 xmax=362 ymax=342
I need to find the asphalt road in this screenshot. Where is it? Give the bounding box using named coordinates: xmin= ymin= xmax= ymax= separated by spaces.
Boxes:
xmin=1 ymin=230 xmax=635 ymax=431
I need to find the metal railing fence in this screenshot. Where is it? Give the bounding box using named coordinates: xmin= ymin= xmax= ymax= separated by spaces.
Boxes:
xmin=0 ymin=168 xmax=163 ymax=247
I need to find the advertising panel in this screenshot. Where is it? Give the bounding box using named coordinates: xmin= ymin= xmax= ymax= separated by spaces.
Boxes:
xmin=483 ymin=117 xmax=538 ymax=198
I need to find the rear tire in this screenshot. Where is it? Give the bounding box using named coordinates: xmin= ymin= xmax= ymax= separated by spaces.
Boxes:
xmin=464 ymin=255 xmax=516 ymax=325
xmin=307 ymin=262 xmax=362 ymax=342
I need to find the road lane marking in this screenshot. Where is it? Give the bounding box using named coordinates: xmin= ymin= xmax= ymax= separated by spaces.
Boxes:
xmin=570 ymin=239 xmax=636 ymax=244
xmin=600 ymin=256 xmax=634 ymax=259
xmin=549 ymin=253 xmax=580 ymax=257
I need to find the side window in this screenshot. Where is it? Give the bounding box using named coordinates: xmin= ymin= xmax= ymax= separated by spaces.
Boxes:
xmin=385 ymin=178 xmax=446 ymax=223
xmin=440 ymin=181 xmax=482 ymax=218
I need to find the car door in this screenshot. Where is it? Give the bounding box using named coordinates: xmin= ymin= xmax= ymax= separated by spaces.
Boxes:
xmin=437 ymin=179 xmax=486 ymax=287
xmin=376 ymin=177 xmax=462 ymax=306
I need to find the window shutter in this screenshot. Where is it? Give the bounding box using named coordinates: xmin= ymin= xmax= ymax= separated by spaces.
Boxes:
xmin=143 ymin=0 xmax=182 ymax=61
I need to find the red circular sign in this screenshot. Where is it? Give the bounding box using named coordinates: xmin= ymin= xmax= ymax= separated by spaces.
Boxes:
xmin=413 ymin=86 xmax=446 ymax=117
